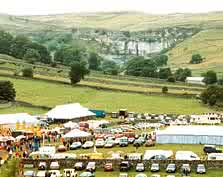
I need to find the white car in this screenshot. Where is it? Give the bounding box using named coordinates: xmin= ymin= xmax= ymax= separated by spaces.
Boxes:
xmin=86 ymin=162 xmax=96 ymax=172
xmin=38 ymin=162 xmax=46 ymax=170
xmin=135 ymin=174 xmax=147 ymax=177
xmin=95 ymin=139 xmax=105 ymax=148
xmin=82 ymin=141 xmax=94 ymax=149
xmin=35 ymin=171 xmax=46 ymax=177
xmin=50 ymin=161 xmax=60 ymax=170
xmin=63 ymin=169 xmax=77 ymax=177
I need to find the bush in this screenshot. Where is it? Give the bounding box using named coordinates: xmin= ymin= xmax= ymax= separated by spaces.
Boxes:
xmin=190 ymin=54 xmax=203 ymax=64
xmin=0 ymin=81 xmax=16 ymax=101
xmin=162 ymin=86 xmax=168 ymax=94
xmin=167 ymin=76 xmax=176 ymax=82
xmin=22 ymin=67 xmax=33 ymax=78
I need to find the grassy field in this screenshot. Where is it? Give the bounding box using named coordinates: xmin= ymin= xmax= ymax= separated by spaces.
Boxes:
xmin=0 ymin=75 xmax=213 ymax=114
xmin=168 ymin=29 xmax=223 ymax=76
xmin=0 ymin=105 xmax=46 ymax=114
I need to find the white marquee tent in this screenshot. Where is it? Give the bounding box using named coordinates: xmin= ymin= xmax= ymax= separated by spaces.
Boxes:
xmin=156 ymin=126 xmax=223 ymax=145
xmin=63 ymin=129 xmax=91 ymax=138
xmin=46 ymin=103 xmax=95 ymax=122
xmin=0 ymin=113 xmax=39 ymax=128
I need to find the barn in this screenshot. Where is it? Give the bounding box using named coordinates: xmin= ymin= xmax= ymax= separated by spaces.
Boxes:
xmin=156 ymin=126 xmax=223 ymax=145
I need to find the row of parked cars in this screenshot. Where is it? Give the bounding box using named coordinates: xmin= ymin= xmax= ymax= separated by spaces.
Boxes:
xmin=119 ymin=161 xmax=206 ymax=174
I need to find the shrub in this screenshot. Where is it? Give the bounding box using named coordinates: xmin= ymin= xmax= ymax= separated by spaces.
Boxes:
xmin=22 ymin=67 xmax=33 ymax=78
xmin=162 ymin=86 xmax=168 ymax=94
xmin=167 ymin=76 xmax=176 ymax=82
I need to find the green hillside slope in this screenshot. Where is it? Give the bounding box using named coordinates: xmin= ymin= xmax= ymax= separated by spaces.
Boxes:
xmin=168 ymin=29 xmax=223 ymax=76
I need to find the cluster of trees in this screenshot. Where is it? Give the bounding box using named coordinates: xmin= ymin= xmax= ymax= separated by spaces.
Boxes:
xmin=0 ymin=31 xmax=51 ymax=64
xmin=190 ymin=54 xmax=203 ymax=64
xmin=0 ymin=81 xmax=16 ymax=102
xmin=126 ymin=55 xmax=192 ymax=82
xmin=200 ymin=85 xmax=223 ymax=106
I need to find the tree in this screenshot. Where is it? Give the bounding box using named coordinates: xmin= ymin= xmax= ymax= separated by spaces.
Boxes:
xmin=88 ymin=52 xmax=101 ymax=70
xmin=0 ymin=81 xmax=16 ymax=102
xmin=0 ymin=30 xmax=13 ymax=55
xmin=158 ymin=68 xmax=172 ymax=79
xmin=218 ymin=76 xmax=223 ymax=85
xmin=200 ymin=85 xmax=223 ymax=106
xmin=101 ymin=60 xmax=119 ymax=75
xmin=190 ymin=54 xmax=203 ymax=64
xmin=22 ymin=67 xmax=34 ymax=78
xmin=162 ymin=86 xmax=168 ymax=94
xmin=167 ymin=76 xmax=176 ymax=82
xmin=69 ymin=61 xmax=89 ymax=84
xmin=202 ymin=70 xmax=218 ymax=85
xmin=23 ymin=49 xmax=41 ymax=64
xmin=154 ymin=55 xmax=168 ymax=66
xmin=175 ymin=68 xmax=192 ymax=82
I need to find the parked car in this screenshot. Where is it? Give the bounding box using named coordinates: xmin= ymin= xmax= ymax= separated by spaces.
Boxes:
xmin=128 ymin=137 xmax=135 ymax=144
xmin=119 ymin=137 xmax=128 ymax=147
xmin=181 ymin=164 xmax=191 ymax=173
xmin=136 ymin=163 xmax=145 ymax=172
xmin=38 ymin=162 xmax=46 ymax=170
xmin=79 ymin=172 xmax=95 ymax=177
xmin=70 ymin=142 xmax=82 ymax=150
xmin=63 ymin=169 xmax=77 ymax=177
xmin=57 ymin=145 xmax=67 ymax=152
xmin=82 ymin=141 xmax=94 ymax=149
xmin=48 ymin=170 xmax=62 ymax=177
xmin=104 ymin=140 xmax=115 ymax=148
xmin=120 ymin=161 xmax=131 ymax=171
xmin=50 ymin=161 xmax=60 ymax=170
xmin=138 ymin=137 xmax=146 ymax=144
xmin=166 ymin=163 xmax=176 ymax=173
xmin=145 ymin=140 xmax=155 ymax=147
xmin=35 ymin=171 xmax=46 ymax=177
xmin=86 ymin=162 xmax=96 ymax=172
xmin=104 ymin=162 xmax=113 ymax=171
xmin=74 ymin=162 xmax=85 ymax=171
xmin=196 ymin=164 xmax=206 ymax=174
xmin=23 ymin=171 xmax=35 ymax=177
xmin=203 ymin=145 xmax=222 ymax=153
xmin=150 ymin=175 xmax=161 ymax=177
xmin=150 ymin=163 xmax=160 ymax=172
xmin=135 ymin=173 xmax=147 ymax=177
xmin=95 ymin=139 xmax=105 ymax=148
xmin=133 ymin=139 xmax=143 ymax=147
xmin=119 ymin=173 xmax=130 ymax=177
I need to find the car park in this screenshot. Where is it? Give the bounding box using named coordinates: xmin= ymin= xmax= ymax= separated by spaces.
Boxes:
xmin=166 ymin=163 xmax=176 ymax=173
xmin=136 ymin=163 xmax=145 ymax=172
xmin=150 ymin=163 xmax=160 ymax=172
xmin=74 ymin=162 xmax=85 ymax=171
xmin=82 ymin=141 xmax=94 ymax=149
xmin=135 ymin=173 xmax=147 ymax=177
xmin=79 ymin=172 xmax=95 ymax=177
xmin=63 ymin=169 xmax=77 ymax=177
xmin=104 ymin=162 xmax=113 ymax=171
xmin=50 ymin=161 xmax=60 ymax=170
xmin=120 ymin=161 xmax=131 ymax=171
xmin=95 ymin=139 xmax=105 ymax=148
xmin=86 ymin=162 xmax=96 ymax=172
xmin=57 ymin=145 xmax=66 ymax=152
xmin=70 ymin=142 xmax=82 ymax=150
xmin=196 ymin=164 xmax=206 ymax=174
xmin=38 ymin=162 xmax=46 ymax=170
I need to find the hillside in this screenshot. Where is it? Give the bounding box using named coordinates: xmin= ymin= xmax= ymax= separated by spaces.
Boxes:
xmin=168 ymin=29 xmax=223 ymax=76
xmin=22 ymin=11 xmax=223 ymax=31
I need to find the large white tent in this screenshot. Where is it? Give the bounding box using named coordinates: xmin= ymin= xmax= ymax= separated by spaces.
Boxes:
xmin=0 ymin=113 xmax=38 ymax=128
xmin=63 ymin=129 xmax=91 ymax=138
xmin=156 ymin=126 xmax=223 ymax=145
xmin=45 ymin=103 xmax=95 ymax=122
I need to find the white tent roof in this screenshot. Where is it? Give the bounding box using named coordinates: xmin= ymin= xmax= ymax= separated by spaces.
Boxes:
xmin=45 ymin=103 xmax=95 ymax=120
xmin=63 ymin=129 xmax=91 ymax=138
xmin=0 ymin=113 xmax=38 ymax=125
xmin=186 ymin=77 xmax=204 ymax=81
xmin=176 ymin=151 xmax=200 ymax=160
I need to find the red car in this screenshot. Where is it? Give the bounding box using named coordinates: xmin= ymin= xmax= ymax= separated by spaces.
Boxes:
xmin=104 ymin=163 xmax=113 ymax=171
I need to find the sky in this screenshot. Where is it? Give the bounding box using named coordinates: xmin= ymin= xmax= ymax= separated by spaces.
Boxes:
xmin=1 ymin=0 xmax=223 ymax=15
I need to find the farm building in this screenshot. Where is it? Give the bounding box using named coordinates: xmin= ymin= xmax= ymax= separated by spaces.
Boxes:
xmin=156 ymin=126 xmax=223 ymax=145
xmin=45 ymin=103 xmax=95 ymax=123
xmin=190 ymin=113 xmax=222 ymax=124
xmin=185 ymin=77 xmax=205 ymax=85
